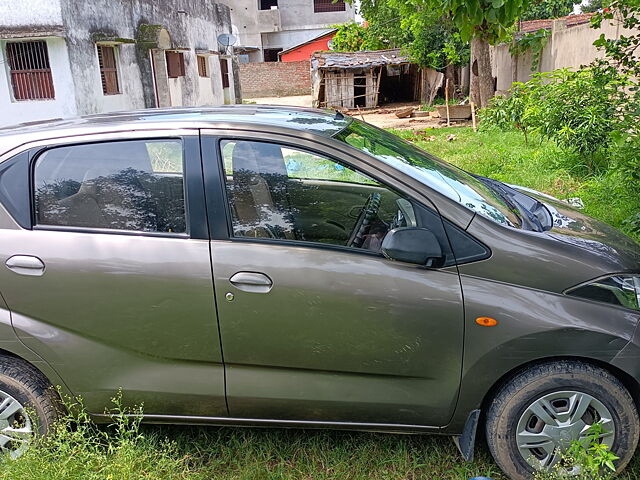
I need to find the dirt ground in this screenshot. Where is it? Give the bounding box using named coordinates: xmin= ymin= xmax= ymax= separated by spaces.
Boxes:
xmin=249 ymin=96 xmax=470 ymax=130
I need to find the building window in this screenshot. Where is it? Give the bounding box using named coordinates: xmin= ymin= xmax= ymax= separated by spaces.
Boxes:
xmin=313 ymin=0 xmax=346 ymax=12
xmin=220 ymin=58 xmax=230 ymax=88
xmin=97 ymin=45 xmax=120 ymax=95
xmin=5 ymin=41 xmax=55 ymax=100
xmin=166 ymin=51 xmax=185 ymax=78
xmin=259 ymin=0 xmax=278 ymax=9
xmin=197 ymin=55 xmax=209 ymax=77
xmin=263 ymin=48 xmax=282 ymax=62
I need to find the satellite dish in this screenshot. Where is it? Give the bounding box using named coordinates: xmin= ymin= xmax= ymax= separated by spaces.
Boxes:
xmin=327 ymin=39 xmax=335 ymax=51
xmin=217 ymin=34 xmax=237 ymax=47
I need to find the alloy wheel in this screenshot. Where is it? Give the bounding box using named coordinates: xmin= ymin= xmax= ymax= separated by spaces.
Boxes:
xmin=0 ymin=390 xmax=33 ymax=459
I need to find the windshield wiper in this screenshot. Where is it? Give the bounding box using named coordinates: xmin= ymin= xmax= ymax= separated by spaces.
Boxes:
xmin=475 ymin=177 xmax=545 ymax=232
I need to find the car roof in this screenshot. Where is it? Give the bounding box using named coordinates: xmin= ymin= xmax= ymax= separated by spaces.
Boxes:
xmin=0 ymin=105 xmax=352 ymax=157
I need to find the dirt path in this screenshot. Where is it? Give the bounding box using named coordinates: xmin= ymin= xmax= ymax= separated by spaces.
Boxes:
xmin=248 ymin=96 xmax=470 ymax=131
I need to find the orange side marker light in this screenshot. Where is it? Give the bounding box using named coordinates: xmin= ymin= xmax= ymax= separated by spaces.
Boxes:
xmin=475 ymin=317 xmax=498 ymax=327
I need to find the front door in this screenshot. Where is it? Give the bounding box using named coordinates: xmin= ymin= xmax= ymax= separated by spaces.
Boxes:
xmin=206 ymin=135 xmax=464 ymax=426
xmin=0 ymin=133 xmax=225 ymax=416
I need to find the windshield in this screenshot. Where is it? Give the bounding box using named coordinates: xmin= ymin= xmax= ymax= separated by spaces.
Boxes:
xmin=334 ymin=120 xmax=521 ymax=228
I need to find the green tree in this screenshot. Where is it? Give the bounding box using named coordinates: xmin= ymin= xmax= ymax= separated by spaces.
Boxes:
xmin=582 ymin=0 xmax=603 ymax=12
xmin=391 ymin=0 xmax=530 ymax=108
xmin=337 ymin=0 xmax=470 ymax=93
xmin=520 ymin=0 xmax=577 ymax=20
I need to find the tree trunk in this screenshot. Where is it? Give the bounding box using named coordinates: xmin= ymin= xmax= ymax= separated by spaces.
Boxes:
xmin=470 ymin=36 xmax=495 ymax=108
xmin=444 ymin=63 xmax=456 ymax=99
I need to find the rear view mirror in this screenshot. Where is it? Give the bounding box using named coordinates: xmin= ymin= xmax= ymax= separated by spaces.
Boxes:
xmin=381 ymin=227 xmax=443 ymax=266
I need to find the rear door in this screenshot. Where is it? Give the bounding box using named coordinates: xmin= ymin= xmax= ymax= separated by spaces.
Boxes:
xmin=202 ymin=132 xmax=464 ymax=427
xmin=0 ymin=130 xmax=225 ymax=417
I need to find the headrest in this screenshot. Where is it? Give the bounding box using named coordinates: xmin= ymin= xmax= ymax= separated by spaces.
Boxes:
xmin=231 ymin=141 xmax=287 ymax=177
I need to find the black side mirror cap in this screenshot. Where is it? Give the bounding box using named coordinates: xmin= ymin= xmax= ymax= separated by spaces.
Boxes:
xmin=381 ymin=227 xmax=444 ymax=266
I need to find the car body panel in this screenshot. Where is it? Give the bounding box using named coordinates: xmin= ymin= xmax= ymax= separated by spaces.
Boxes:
xmin=457 ymin=213 xmax=639 ymax=293
xmin=211 ymin=241 xmax=464 ymax=426
xmin=0 ymin=131 xmax=226 ymax=416
xmin=0 ymin=107 xmax=636 ymax=440
xmin=444 ymin=273 xmax=640 ymax=432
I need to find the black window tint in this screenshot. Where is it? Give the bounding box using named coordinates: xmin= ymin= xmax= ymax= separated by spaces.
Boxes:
xmin=0 ymin=151 xmax=30 ymax=228
xmin=222 ymin=139 xmax=422 ymax=252
xmin=34 ymin=140 xmax=186 ymax=234
xmin=443 ymin=220 xmax=490 ymax=264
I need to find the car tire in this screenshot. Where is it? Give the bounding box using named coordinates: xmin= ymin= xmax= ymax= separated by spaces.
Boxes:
xmin=0 ymin=355 xmax=62 ymax=457
xmin=486 ymin=360 xmax=639 ymax=480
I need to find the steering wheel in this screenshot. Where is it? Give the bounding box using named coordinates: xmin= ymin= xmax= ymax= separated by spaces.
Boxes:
xmin=347 ymin=192 xmax=382 ymax=248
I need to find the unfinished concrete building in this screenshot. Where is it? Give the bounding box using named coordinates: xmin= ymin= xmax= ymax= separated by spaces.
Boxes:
xmin=220 ymin=0 xmax=356 ymax=62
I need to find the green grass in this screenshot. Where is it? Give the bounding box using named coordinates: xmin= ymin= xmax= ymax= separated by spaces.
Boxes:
xmin=395 ymin=127 xmax=640 ymax=242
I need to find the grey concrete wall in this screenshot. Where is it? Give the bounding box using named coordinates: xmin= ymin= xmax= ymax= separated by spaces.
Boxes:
xmin=59 ymin=0 xmax=233 ymax=114
xmin=220 ymin=0 xmax=355 ymax=61
xmin=492 ymin=18 xmax=630 ymax=93
xmin=0 ymin=0 xmax=63 ymax=29
xmin=0 ymin=37 xmax=77 ymax=127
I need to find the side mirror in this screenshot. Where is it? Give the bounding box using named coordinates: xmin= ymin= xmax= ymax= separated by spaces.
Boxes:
xmin=381 ymin=227 xmax=444 ymax=266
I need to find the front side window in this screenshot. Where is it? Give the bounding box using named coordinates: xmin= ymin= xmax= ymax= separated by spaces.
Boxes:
xmin=335 ymin=120 xmax=522 ymax=228
xmin=221 ymin=140 xmax=417 ymax=252
xmin=34 ymin=139 xmax=186 ymax=234
xmin=6 ymin=41 xmax=55 ymax=100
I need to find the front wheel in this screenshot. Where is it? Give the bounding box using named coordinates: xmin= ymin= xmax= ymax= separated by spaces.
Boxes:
xmin=486 ymin=360 xmax=639 ymax=480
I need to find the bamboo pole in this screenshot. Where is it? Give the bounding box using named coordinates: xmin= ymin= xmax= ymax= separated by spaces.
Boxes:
xmin=445 ymin=78 xmax=451 ymax=127
xmin=373 ymin=67 xmax=382 ymax=107
xmin=471 ymin=101 xmax=477 ymax=132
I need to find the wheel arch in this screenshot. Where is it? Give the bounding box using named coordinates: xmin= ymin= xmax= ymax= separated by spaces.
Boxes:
xmin=0 ymin=344 xmax=72 ymax=399
xmin=478 ymin=355 xmax=640 ymax=431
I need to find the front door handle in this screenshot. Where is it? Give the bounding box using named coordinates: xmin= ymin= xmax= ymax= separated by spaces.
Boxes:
xmin=229 ymin=271 xmax=273 ymax=293
xmin=5 ymin=255 xmax=45 ymax=276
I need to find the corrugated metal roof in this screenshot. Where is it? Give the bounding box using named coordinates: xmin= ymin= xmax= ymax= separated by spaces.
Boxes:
xmin=311 ymin=48 xmax=411 ymax=69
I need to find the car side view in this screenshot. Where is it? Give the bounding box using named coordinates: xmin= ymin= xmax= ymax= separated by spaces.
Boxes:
xmin=0 ymin=106 xmax=638 ymax=479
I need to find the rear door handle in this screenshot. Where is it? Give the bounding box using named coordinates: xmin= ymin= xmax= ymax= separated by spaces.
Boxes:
xmin=5 ymin=255 xmax=45 ymax=276
xmin=229 ymin=271 xmax=273 ymax=293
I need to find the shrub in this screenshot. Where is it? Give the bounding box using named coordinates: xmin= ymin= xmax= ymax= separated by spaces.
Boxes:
xmin=534 ymin=423 xmax=618 ymax=480
xmin=480 ymin=67 xmax=625 ymax=172
xmin=0 ymin=393 xmax=192 ymax=480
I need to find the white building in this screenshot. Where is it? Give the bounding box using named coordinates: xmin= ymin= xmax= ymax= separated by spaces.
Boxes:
xmin=219 ymin=0 xmax=356 ymax=62
xmin=0 ymin=0 xmax=241 ymax=128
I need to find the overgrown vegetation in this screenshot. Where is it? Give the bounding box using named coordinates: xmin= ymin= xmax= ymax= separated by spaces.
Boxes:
xmin=4 ymin=391 xmax=640 ymax=479
xmin=478 ymin=0 xmax=640 ymax=236
xmin=534 ymin=423 xmax=618 ymax=480
xmin=0 ymin=394 xmax=506 ymax=480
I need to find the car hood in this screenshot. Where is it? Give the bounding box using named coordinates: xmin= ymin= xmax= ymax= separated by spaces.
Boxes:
xmin=512 ymin=186 xmax=640 ymax=271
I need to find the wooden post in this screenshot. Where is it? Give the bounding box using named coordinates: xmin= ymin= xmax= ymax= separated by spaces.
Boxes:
xmin=471 ymin=101 xmax=477 ymax=132
xmin=373 ymin=67 xmax=382 ymax=107
xmin=445 ymin=78 xmax=451 ymax=127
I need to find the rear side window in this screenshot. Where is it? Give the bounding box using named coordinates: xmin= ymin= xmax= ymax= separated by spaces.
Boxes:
xmin=34 ymin=139 xmax=186 ymax=234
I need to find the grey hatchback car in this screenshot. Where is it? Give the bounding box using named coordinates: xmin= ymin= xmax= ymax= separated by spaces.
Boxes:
xmin=0 ymin=106 xmax=638 ymax=478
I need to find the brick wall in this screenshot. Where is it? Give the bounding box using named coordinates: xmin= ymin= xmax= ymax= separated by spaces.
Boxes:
xmin=240 ymin=60 xmax=310 ymax=98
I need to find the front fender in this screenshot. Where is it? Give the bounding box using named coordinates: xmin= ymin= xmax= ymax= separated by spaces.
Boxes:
xmin=444 ymin=274 xmax=640 ymax=433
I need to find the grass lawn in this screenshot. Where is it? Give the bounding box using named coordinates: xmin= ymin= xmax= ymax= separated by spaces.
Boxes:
xmin=2 ymin=127 xmax=640 ymax=479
